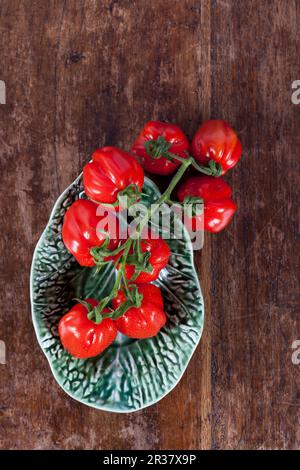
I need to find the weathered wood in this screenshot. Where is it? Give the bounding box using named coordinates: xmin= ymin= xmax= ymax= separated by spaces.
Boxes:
xmin=0 ymin=0 xmax=299 ymax=450
xmin=210 ymin=0 xmax=300 ymax=450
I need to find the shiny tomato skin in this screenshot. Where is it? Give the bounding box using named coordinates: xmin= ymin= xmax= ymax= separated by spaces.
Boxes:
xmin=191 ymin=120 xmax=242 ymax=173
xmin=124 ymin=237 xmax=171 ymax=283
xmin=58 ymin=299 xmax=117 ymax=359
xmin=131 ymin=121 xmax=190 ymax=175
xmin=202 ymin=199 xmax=237 ymax=232
xmin=62 ymin=199 xmax=119 ymax=266
xmin=83 ymin=146 xmax=144 ymax=205
xmin=112 ymin=284 xmax=166 ymax=338
xmin=178 ymin=176 xmax=237 ymax=233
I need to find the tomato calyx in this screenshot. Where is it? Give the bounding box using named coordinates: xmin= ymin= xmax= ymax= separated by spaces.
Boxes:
xmin=91 ymin=183 xmax=141 ymax=210
xmin=144 ymin=136 xmax=222 ymax=177
xmin=75 ymin=283 xmax=144 ymax=325
xmin=117 ymin=183 xmax=141 ymax=208
xmin=88 ymin=232 xmax=112 ymax=271
xmin=200 ymin=159 xmax=223 ymax=177
xmin=125 ymin=249 xmax=153 ymax=281
xmin=89 ymin=246 xmax=111 ymax=271
xmin=73 ymin=298 xmax=111 ymax=324
xmin=182 ymin=195 xmax=204 ymax=217
xmin=90 ymin=238 xmax=127 ymax=272
xmin=111 ymin=284 xmax=144 ymax=319
xmin=113 ymin=238 xmax=161 ymax=283
xmin=144 ymin=136 xmax=173 ymax=160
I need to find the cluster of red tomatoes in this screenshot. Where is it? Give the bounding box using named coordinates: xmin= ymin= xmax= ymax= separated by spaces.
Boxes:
xmin=59 ymin=119 xmax=242 ymax=359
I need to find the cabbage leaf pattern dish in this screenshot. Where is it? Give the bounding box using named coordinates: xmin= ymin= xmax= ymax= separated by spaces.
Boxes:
xmin=30 ymin=175 xmax=204 ymax=412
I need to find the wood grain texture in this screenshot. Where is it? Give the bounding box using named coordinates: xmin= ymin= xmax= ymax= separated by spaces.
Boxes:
xmin=0 ymin=0 xmax=299 ymax=450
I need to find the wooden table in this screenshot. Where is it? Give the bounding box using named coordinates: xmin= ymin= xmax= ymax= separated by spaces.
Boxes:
xmin=0 ymin=0 xmax=299 ymax=450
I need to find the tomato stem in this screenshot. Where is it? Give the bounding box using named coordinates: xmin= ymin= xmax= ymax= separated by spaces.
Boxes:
xmin=144 ymin=136 xmax=222 ymax=176
xmin=90 ymin=136 xmax=221 ymax=323
xmin=89 ymin=238 xmax=133 ymax=322
xmin=135 ymin=156 xmax=193 ymax=235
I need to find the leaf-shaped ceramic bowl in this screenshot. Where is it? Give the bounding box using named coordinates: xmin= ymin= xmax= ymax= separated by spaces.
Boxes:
xmin=30 ymin=175 xmax=204 ymax=412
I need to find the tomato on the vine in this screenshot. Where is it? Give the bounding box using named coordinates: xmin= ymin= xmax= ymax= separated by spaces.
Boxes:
xmin=191 ymin=120 xmax=242 ymax=173
xmin=178 ymin=176 xmax=237 ymax=233
xmin=83 ymin=146 xmax=144 ymax=208
xmin=131 ymin=120 xmax=190 ymax=175
xmin=122 ymin=236 xmax=171 ymax=283
xmin=112 ymin=284 xmax=166 ymax=338
xmin=62 ymin=199 xmax=119 ymax=266
xmin=58 ymin=299 xmax=117 ymax=358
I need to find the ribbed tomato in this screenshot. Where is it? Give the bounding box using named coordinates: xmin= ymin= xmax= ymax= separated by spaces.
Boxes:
xmin=191 ymin=120 xmax=242 ymax=173
xmin=83 ymin=146 xmax=144 ymax=207
xmin=62 ymin=199 xmax=119 ymax=266
xmin=131 ymin=120 xmax=190 ymax=175
xmin=178 ymin=176 xmax=237 ymax=233
xmin=112 ymin=284 xmax=166 ymax=338
xmin=58 ymin=299 xmax=117 ymax=358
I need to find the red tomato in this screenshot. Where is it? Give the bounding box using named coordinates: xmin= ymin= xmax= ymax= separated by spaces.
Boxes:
xmin=58 ymin=299 xmax=117 ymax=358
xmin=123 ymin=237 xmax=171 ymax=283
xmin=131 ymin=120 xmax=190 ymax=175
xmin=83 ymin=146 xmax=144 ymax=207
xmin=112 ymin=284 xmax=166 ymax=338
xmin=191 ymin=120 xmax=242 ymax=174
xmin=62 ymin=199 xmax=119 ymax=266
xmin=178 ymin=176 xmax=237 ymax=233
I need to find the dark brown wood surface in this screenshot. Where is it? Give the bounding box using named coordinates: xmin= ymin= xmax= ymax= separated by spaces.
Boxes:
xmin=0 ymin=0 xmax=299 ymax=450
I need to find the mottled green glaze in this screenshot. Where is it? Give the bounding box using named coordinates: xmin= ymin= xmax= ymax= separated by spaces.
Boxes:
xmin=30 ymin=175 xmax=204 ymax=412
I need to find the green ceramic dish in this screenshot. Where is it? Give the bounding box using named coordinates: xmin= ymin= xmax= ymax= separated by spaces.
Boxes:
xmin=30 ymin=175 xmax=204 ymax=412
